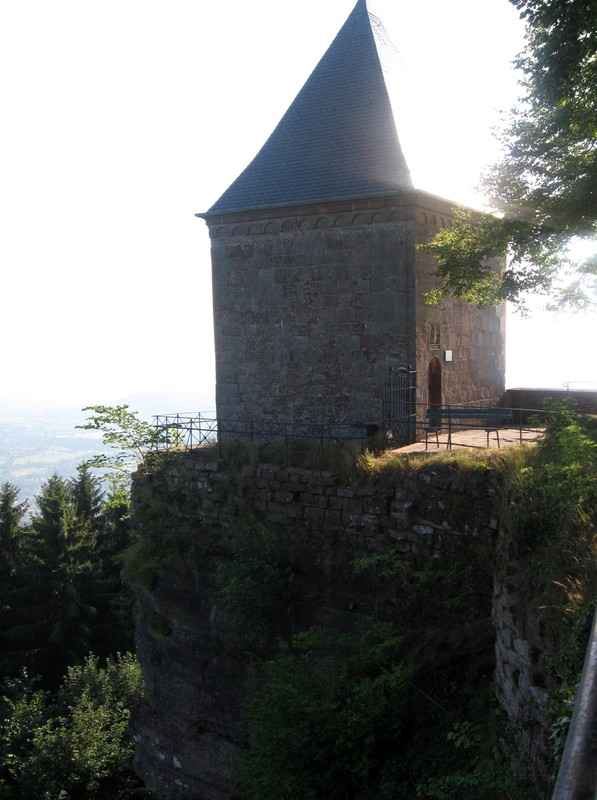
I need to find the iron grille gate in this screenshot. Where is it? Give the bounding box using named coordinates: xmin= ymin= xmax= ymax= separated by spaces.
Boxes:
xmin=382 ymin=365 xmax=417 ymax=446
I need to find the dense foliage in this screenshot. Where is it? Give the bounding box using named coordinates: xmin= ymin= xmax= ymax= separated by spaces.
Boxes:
xmin=0 ymin=470 xmax=134 ymax=684
xmin=234 ymin=623 xmax=521 ymax=800
xmin=231 ymin=405 xmax=597 ymax=799
xmin=4 ymin=401 xmax=594 ymax=797
xmin=215 ymin=518 xmax=289 ymax=637
xmin=235 ymin=626 xmax=413 ymax=800
xmin=422 ymin=0 xmax=597 ymax=310
xmin=0 ymin=653 xmax=147 ymax=800
xmin=509 ymin=403 xmax=597 ymax=681
xmin=230 ymin=519 xmax=520 ymax=799
xmin=0 ymin=464 xmax=144 ymax=797
xmin=77 ymin=404 xmax=167 ymax=487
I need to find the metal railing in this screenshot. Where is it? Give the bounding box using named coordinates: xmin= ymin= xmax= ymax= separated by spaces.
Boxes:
xmin=563 ymin=381 xmax=597 ymax=393
xmin=151 ymin=405 xmax=595 ymax=795
xmin=552 ymin=607 xmax=597 ymax=800
xmin=153 ymin=413 xmax=219 ymax=449
xmin=152 ymin=404 xmax=551 ymax=458
xmin=152 ymin=413 xmax=379 ymax=467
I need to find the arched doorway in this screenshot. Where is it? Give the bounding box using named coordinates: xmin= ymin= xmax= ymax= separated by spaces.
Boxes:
xmin=428 ymin=357 xmax=442 ymax=408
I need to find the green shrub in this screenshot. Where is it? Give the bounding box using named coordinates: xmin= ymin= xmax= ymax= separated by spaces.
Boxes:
xmin=235 ymin=625 xmax=413 ymax=799
xmin=215 ymin=517 xmax=290 ymax=636
xmin=0 ymin=654 xmax=147 ymax=800
xmin=416 ymin=721 xmax=524 ymax=799
xmin=122 ymin=533 xmax=200 ymax=587
xmin=508 ymin=403 xmax=597 ymax=681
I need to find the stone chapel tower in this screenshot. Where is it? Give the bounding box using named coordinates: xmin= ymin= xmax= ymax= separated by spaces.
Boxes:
xmin=198 ymin=0 xmax=505 ymax=436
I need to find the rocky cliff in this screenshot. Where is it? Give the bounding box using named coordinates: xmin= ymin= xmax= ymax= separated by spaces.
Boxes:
xmin=128 ymin=450 xmax=561 ymax=798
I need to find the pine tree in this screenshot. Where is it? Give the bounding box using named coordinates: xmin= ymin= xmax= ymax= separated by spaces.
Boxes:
xmin=70 ymin=464 xmax=103 ymax=527
xmin=82 ymin=479 xmax=135 ymax=658
xmin=0 ymin=484 xmax=30 ymax=680
xmin=0 ymin=476 xmax=96 ymax=686
xmin=0 ymin=467 xmax=135 ymax=687
xmin=0 ymin=482 xmax=28 ymax=584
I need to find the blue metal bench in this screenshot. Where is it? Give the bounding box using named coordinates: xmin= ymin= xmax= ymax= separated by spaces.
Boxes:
xmin=425 ymin=407 xmax=512 ymax=449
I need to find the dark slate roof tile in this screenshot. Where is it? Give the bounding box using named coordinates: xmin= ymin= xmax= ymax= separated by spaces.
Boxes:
xmin=205 ymin=0 xmax=413 ymax=215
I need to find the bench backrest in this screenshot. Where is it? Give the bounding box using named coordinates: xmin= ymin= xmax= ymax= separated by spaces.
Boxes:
xmin=427 ymin=407 xmax=511 ymax=421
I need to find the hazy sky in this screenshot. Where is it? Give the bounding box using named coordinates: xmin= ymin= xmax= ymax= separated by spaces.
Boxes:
xmin=1 ymin=0 xmax=595 ymax=411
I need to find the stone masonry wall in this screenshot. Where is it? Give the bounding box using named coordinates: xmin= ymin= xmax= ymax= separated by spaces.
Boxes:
xmin=208 ymin=198 xmax=416 ymax=427
xmin=129 ymin=451 xmax=558 ymax=799
xmin=506 ymin=387 xmax=597 ymax=417
xmin=493 ymin=547 xmax=561 ymax=797
xmin=413 ymin=194 xmax=506 ymax=410
xmin=205 ymin=190 xmax=506 ymax=433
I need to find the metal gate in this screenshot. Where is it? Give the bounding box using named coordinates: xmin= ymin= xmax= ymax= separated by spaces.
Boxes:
xmin=381 ymin=365 xmax=417 ymax=446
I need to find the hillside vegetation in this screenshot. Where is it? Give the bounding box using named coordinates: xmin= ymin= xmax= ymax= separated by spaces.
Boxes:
xmin=0 ymin=403 xmax=594 ymax=798
xmin=228 ymin=405 xmax=596 ymax=799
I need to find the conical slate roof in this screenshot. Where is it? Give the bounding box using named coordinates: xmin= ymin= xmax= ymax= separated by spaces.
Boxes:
xmin=205 ymin=0 xmax=413 ymax=215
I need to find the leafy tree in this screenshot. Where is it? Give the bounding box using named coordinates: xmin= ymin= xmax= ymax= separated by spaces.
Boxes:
xmin=77 ymin=404 xmax=166 ymax=487
xmin=31 ymin=473 xmax=78 ymax=564
xmin=102 ymin=481 xmax=131 ymax=554
xmin=509 ymin=403 xmax=597 ymax=675
xmin=0 ymin=653 xmax=148 ymax=799
xmin=237 ymin=623 xmax=524 ymax=798
xmin=236 ymin=626 xmax=414 ymax=800
xmin=422 ymin=0 xmax=597 ymax=310
xmin=73 ymin=404 xmax=162 ymax=652
xmin=0 ymin=478 xmax=65 ymax=680
xmin=417 ymin=722 xmax=524 ymax=799
xmin=0 ymin=672 xmax=48 ymax=791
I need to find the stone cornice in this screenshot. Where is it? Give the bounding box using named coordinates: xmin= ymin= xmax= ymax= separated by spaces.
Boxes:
xmin=200 ymin=190 xmax=466 ymax=239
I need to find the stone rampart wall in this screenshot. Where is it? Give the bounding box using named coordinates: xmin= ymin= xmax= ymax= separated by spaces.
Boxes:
xmin=506 ymin=387 xmax=597 ymax=417
xmin=130 ymin=452 xmax=558 ymax=799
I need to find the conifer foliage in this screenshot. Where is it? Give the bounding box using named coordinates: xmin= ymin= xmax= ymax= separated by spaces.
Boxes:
xmin=0 ymin=484 xmax=27 ymax=584
xmin=0 ymin=473 xmax=134 ymax=685
xmin=0 ymin=467 xmax=144 ymax=798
